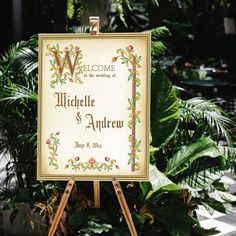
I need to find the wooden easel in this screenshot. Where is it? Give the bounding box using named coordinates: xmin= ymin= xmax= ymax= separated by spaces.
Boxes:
xmin=48 ymin=177 xmax=137 ymax=236
xmin=48 ymin=17 xmax=138 ymax=236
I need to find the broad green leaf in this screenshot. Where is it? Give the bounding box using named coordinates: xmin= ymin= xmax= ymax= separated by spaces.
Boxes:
xmin=200 ymin=191 xmax=236 ymax=214
xmin=213 ymin=181 xmax=229 ymax=192
xmin=139 ymin=181 xmax=152 ymax=201
xmin=178 ymin=183 xmax=199 ymax=198
xmin=151 ymin=68 xmax=179 ymax=149
xmin=201 ymin=202 xmax=215 ymax=215
xmin=175 ymin=150 xmax=226 ymax=192
xmin=166 ymin=137 xmax=225 ymax=176
xmin=205 ymin=201 xmax=235 ymax=214
xmin=149 ymin=183 xmax=183 ymax=204
xmin=158 ymin=184 xmax=183 ymax=193
xmin=149 ymin=164 xmax=173 ymax=191
xmin=153 ymin=202 xmax=198 ymax=236
xmin=69 ymin=212 xmax=87 ymax=226
xmin=179 ymin=167 xmax=224 ymax=191
xmin=193 ymin=225 xmax=221 ymax=235
xmin=208 ymin=190 xmax=236 ymax=203
xmin=149 ymin=184 xmax=184 ymax=204
xmin=141 ymin=165 xmax=182 ymax=202
xmin=79 ymin=220 xmax=112 ymax=234
xmin=150 ymin=145 xmax=158 ymax=163
xmin=133 ymin=212 xmax=146 ymax=225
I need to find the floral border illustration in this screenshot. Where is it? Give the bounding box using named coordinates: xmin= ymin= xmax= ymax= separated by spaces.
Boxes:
xmin=112 ymin=45 xmax=142 ymax=171
xmin=46 ymin=131 xmax=61 ymax=169
xmin=46 ymin=44 xmax=83 ymax=88
xmin=65 ymin=156 xmax=119 ymax=172
xmin=46 ymin=132 xmax=119 ymax=172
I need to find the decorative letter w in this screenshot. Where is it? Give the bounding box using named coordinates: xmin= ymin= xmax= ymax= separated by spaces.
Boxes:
xmin=47 ymin=44 xmax=83 ymax=88
xmin=53 ymin=49 xmax=80 ymax=77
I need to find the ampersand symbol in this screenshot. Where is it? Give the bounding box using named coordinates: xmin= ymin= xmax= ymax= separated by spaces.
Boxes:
xmin=76 ymin=112 xmax=82 ymax=124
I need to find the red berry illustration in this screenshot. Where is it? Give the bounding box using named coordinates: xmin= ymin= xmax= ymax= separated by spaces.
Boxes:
xmin=112 ymin=57 xmax=118 ymax=62
xmin=127 ymin=45 xmax=133 ymax=51
xmin=46 ymin=139 xmax=50 ymax=144
xmin=65 ymin=164 xmax=69 ymax=169
xmin=115 ymin=165 xmax=120 ymax=170
xmin=56 ymin=131 xmax=60 ymax=135
xmin=75 ymin=46 xmax=80 ymax=51
xmin=105 ymin=157 xmax=110 ymax=162
xmin=75 ymin=156 xmax=80 ymax=161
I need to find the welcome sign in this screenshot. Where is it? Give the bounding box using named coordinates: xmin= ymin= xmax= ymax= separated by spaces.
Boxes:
xmin=38 ymin=33 xmax=150 ymax=180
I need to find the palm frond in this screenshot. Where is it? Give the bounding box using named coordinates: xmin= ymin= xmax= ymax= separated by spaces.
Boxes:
xmin=1 ymin=41 xmax=27 ymax=66
xmin=0 ymin=84 xmax=38 ymax=103
xmin=151 ymin=26 xmax=171 ymax=39
xmin=179 ymin=97 xmax=235 ymax=147
xmin=0 ymin=36 xmax=38 ymax=75
xmin=152 ymin=0 xmax=159 ymax=6
xmin=11 ymin=47 xmax=38 ymax=74
xmin=69 ymin=25 xmax=89 ymax=33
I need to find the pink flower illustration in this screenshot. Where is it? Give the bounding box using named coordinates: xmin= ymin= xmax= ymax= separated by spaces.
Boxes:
xmin=46 ymin=139 xmax=50 ymax=144
xmin=88 ymin=158 xmax=96 ymax=166
xmin=65 ymin=156 xmax=120 ymax=172
xmin=127 ymin=45 xmax=133 ymax=51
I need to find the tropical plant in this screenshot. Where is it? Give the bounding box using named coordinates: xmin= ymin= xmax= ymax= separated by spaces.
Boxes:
xmin=0 ymin=18 xmax=236 ymax=236
xmin=108 ymin=0 xmax=236 ymax=55
xmin=67 ymin=0 xmax=84 ymax=26
xmin=144 ymin=25 xmax=236 ymax=235
xmin=31 ymin=181 xmax=91 ymax=235
xmin=107 ymin=0 xmax=152 ymax=32
xmin=0 ymin=36 xmax=38 ymax=191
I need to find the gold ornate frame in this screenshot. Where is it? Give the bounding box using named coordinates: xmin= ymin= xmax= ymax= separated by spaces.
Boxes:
xmin=38 ymin=33 xmax=151 ymax=181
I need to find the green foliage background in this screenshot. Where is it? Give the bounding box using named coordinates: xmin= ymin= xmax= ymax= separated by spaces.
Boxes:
xmin=0 ymin=1 xmax=236 ymax=235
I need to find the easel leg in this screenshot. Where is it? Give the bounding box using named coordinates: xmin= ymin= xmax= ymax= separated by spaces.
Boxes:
xmin=93 ymin=181 xmax=100 ymax=208
xmin=48 ymin=177 xmax=75 ymax=236
xmin=90 ymin=16 xmax=101 ymax=210
xmin=112 ymin=178 xmax=138 ymax=236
